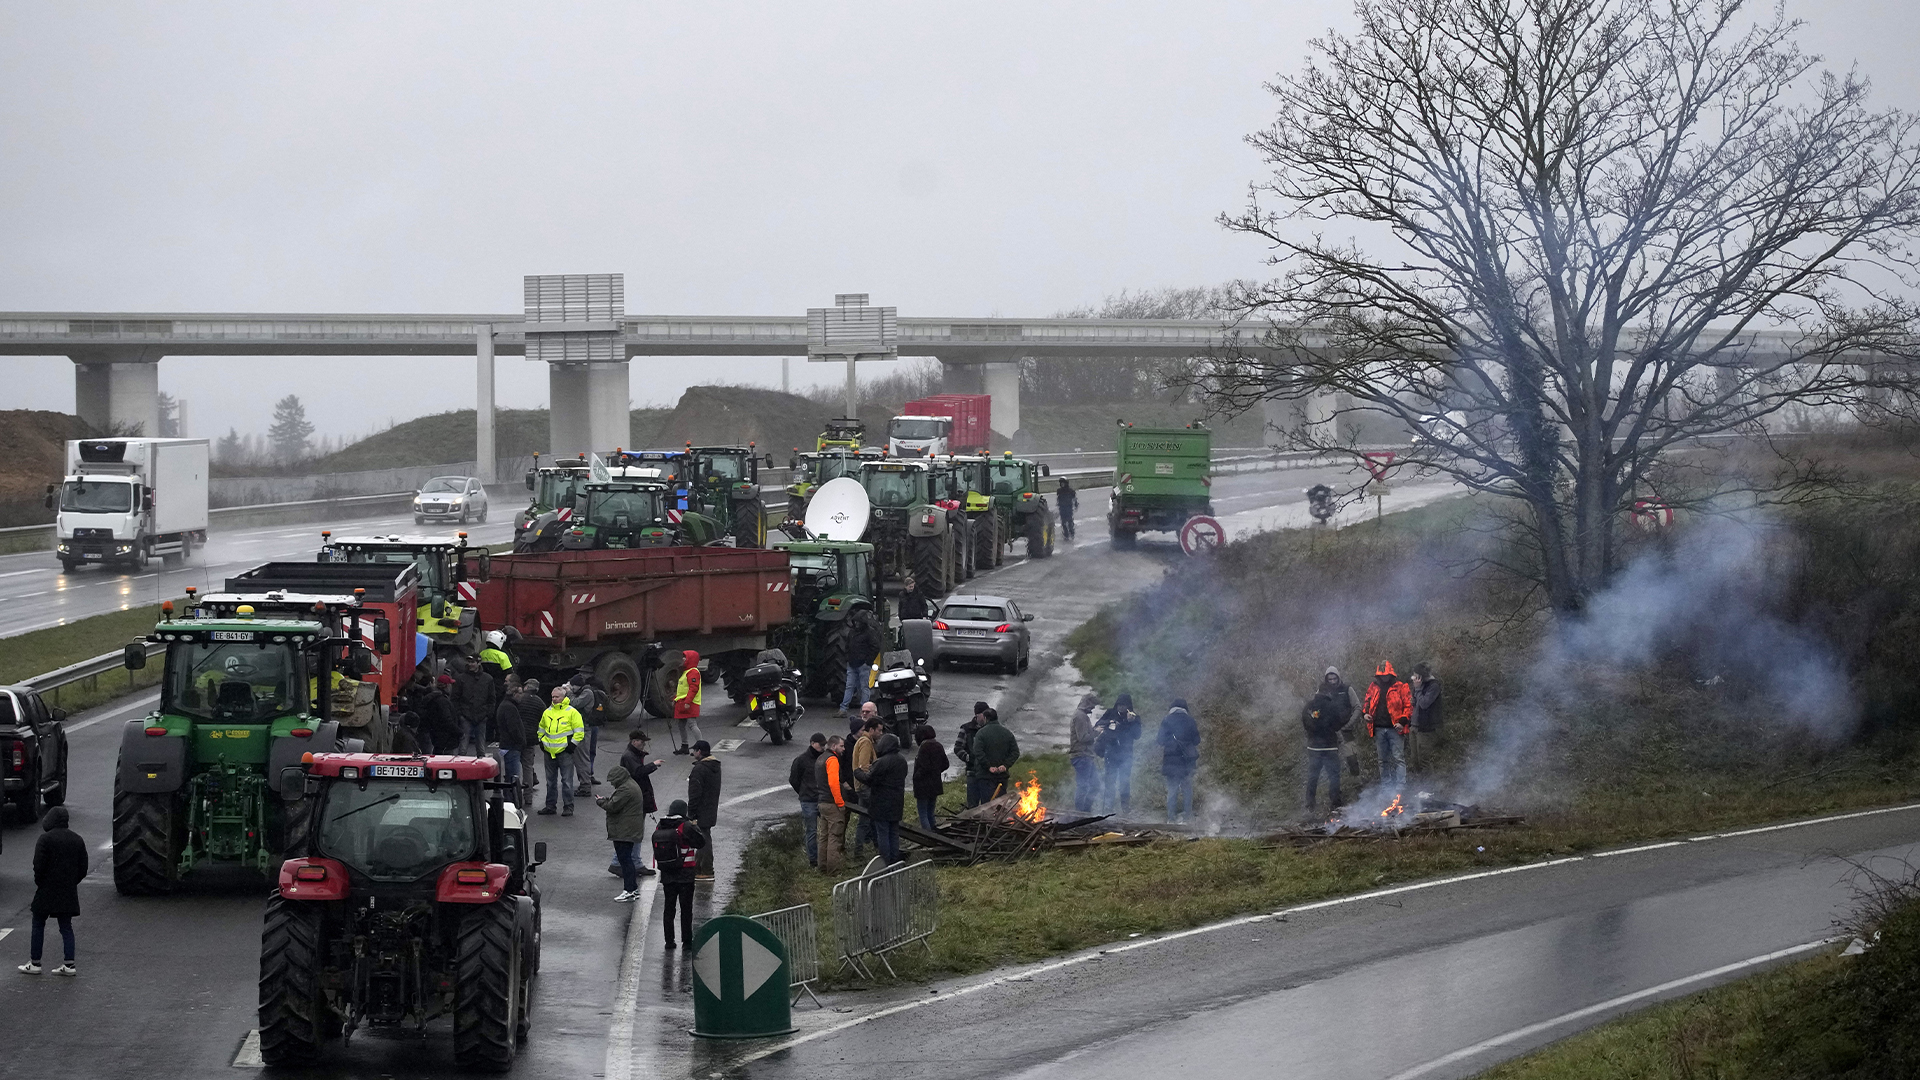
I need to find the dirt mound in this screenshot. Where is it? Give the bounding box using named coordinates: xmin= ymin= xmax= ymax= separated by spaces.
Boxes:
xmin=0 ymin=410 xmax=94 ymax=526
xmin=655 ymin=386 xmax=894 ymax=456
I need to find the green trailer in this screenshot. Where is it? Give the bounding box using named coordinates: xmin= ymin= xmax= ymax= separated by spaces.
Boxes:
xmin=1107 ymin=423 xmax=1213 ymax=548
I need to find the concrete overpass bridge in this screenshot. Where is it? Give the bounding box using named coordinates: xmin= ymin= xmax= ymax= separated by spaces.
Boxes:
xmin=0 ymin=307 xmax=1253 ymax=471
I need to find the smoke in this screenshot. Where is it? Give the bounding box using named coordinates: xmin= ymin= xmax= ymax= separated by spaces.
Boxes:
xmin=1455 ymin=513 xmax=1859 ymax=803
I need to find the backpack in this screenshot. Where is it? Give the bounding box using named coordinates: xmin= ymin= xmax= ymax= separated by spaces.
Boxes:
xmin=652 ymin=821 xmax=697 ymax=871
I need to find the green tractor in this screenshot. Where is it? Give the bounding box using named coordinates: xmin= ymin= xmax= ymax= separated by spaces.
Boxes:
xmin=769 ymin=538 xmax=886 ymax=699
xmin=317 ymin=532 xmax=489 ymax=657
xmin=786 ymin=448 xmax=876 ymax=523
xmin=815 ymin=418 xmax=865 ymax=452
xmin=856 ymin=459 xmax=971 ymax=597
xmin=988 ymin=451 xmax=1057 ymax=559
xmin=687 ymin=445 xmax=771 ymax=547
xmin=522 ymin=479 xmax=722 ymax=550
xmin=112 ymin=605 xmax=372 ymax=894
xmin=516 ymin=452 xmax=593 ymax=541
xmin=944 ymin=455 xmax=1013 ymax=572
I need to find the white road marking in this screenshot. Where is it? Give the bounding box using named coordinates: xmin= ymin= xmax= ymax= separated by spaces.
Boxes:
xmin=231 ymin=1028 xmax=264 ymax=1068
xmin=0 ymin=568 xmax=50 ymax=579
xmin=0 ymin=928 xmax=11 ymax=944
xmin=712 ymin=801 xmax=1920 ymax=1072
xmin=1380 ymin=938 xmax=1840 ymax=1080
xmin=720 ymin=784 xmax=789 ymax=809
xmin=15 ymin=591 xmax=47 ymax=599
xmin=603 ymin=876 xmax=660 ymax=1079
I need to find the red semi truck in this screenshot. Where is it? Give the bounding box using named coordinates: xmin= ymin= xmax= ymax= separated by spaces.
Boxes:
xmin=471 ymin=546 xmax=792 ymax=719
xmin=890 ymin=394 xmax=991 ymax=456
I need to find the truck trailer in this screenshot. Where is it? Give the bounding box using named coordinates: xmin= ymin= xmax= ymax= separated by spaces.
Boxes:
xmin=49 ymin=437 xmax=209 ymax=572
xmin=1108 ymin=423 xmax=1213 ymax=548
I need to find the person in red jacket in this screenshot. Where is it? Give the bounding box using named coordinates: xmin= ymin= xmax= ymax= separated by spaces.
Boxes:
xmin=671 ymin=650 xmax=704 ymax=755
xmin=1363 ymin=661 xmax=1413 ymax=789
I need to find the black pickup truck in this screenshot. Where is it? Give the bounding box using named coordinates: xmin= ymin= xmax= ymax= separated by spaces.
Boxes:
xmin=0 ymin=685 xmax=69 ymax=822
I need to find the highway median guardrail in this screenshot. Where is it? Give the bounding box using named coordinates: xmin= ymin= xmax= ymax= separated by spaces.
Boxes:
xmin=748 ymin=903 xmax=825 ymax=1007
xmin=23 ymin=641 xmax=165 ymax=710
xmin=830 ymin=853 xmax=939 ymax=979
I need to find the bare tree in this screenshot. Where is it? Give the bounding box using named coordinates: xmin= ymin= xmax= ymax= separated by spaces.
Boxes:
xmin=1200 ymin=0 xmax=1920 ymax=610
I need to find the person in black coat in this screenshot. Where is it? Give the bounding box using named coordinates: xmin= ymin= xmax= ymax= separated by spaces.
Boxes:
xmin=609 ymin=730 xmax=663 ymax=879
xmin=493 ymin=687 xmax=530 ymax=793
xmin=1056 ymin=479 xmax=1078 ymax=540
xmin=897 ymin=577 xmax=931 ymax=622
xmin=513 ymin=679 xmax=545 ymax=791
xmin=1301 ymin=688 xmax=1345 ymax=813
xmin=854 ymin=733 xmax=910 ymax=863
xmin=651 ymin=800 xmax=707 ymax=948
xmin=417 ymin=677 xmax=462 ymax=755
xmin=790 ymin=735 xmax=826 ymax=867
xmin=686 ymin=742 xmax=722 ymax=880
xmin=911 ymin=723 xmax=948 ymax=832
xmin=20 ymin=806 xmax=86 ymax=975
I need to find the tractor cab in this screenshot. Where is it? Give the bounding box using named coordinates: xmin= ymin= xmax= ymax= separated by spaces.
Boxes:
xmin=607 ymin=450 xmax=689 ymax=497
xmin=560 ymin=481 xmax=679 ymax=549
xmin=518 ymin=452 xmax=594 ymax=537
xmin=857 ymin=459 xmax=942 ymax=513
xmin=686 ymin=445 xmax=771 ymax=547
xmin=815 ymin=418 xmax=865 ymax=452
xmin=316 ymin=533 xmax=489 ymax=652
xmin=776 ymin=540 xmax=878 ymax=622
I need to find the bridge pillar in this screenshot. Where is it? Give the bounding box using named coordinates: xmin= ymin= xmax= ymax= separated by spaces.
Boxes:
xmin=475 ymin=327 xmax=496 ymax=483
xmin=980 ymin=359 xmax=1022 ymax=445
xmin=71 ymin=352 xmax=161 ymax=436
xmin=547 ymin=361 xmax=629 ymax=459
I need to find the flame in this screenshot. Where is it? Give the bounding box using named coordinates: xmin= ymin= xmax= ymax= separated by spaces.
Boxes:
xmin=1380 ymin=794 xmax=1405 ymax=819
xmin=1013 ymin=771 xmax=1047 ymax=823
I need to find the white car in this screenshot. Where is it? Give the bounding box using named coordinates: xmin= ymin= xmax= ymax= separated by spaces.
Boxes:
xmin=413 ymin=476 xmax=489 ymax=525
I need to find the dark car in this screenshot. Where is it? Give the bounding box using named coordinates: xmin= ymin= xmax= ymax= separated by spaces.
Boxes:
xmin=0 ymin=685 xmax=70 ymax=822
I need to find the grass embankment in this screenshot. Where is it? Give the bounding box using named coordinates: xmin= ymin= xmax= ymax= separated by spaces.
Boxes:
xmin=731 ymin=453 xmax=1920 ymax=989
xmin=1478 ymin=879 xmax=1920 ymax=1079
xmin=1 ymin=605 xmax=167 ymax=712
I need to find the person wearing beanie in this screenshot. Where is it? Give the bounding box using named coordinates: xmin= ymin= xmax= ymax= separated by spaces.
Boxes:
xmin=1158 ymin=698 xmax=1201 ymax=824
xmin=1093 ymin=693 xmax=1141 ymax=815
xmin=650 ymin=799 xmax=706 ymax=948
xmin=1069 ymin=692 xmax=1101 ymax=813
xmin=911 ymin=723 xmax=947 ymax=832
xmin=415 ymin=674 xmax=461 ymax=756
xmin=685 ymin=741 xmax=722 ymax=880
xmin=19 ymin=807 xmax=86 ymax=976
xmin=953 ymin=701 xmax=990 ymax=803
xmin=789 ymin=733 xmax=828 ymax=867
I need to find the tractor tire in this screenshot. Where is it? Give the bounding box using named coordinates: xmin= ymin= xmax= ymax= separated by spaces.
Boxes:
xmin=810 ymin=627 xmax=848 ymax=702
xmin=1111 ymin=527 xmax=1137 ymax=549
xmin=641 ymin=657 xmax=677 ymax=720
xmin=1026 ymin=509 xmax=1054 ymax=559
xmin=258 ymin=893 xmax=330 ymax=1065
xmin=594 ymin=651 xmax=643 ymax=722
xmin=111 ymin=787 xmax=181 ymax=896
xmin=911 ymin=534 xmax=951 ymax=598
xmin=731 ymin=498 xmax=768 ymax=548
xmin=453 ymin=901 xmax=523 ymax=1073
xmin=973 ymin=513 xmax=1001 ymax=570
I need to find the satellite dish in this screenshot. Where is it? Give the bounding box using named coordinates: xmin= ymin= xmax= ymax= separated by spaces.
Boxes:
xmin=807 ymin=477 xmax=870 ymax=542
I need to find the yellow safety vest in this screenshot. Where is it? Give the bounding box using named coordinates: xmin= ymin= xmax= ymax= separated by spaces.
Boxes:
xmin=538 ymin=703 xmax=584 ymax=757
xmin=477 ymin=647 xmax=513 ymax=673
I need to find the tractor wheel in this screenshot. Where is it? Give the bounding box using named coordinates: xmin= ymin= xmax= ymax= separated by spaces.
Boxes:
xmin=950 ymin=517 xmax=973 ymax=581
xmin=453 ymin=901 xmax=522 ymax=1073
xmin=1111 ymin=527 xmax=1137 ymax=549
xmin=111 ymin=786 xmax=181 ymax=896
xmin=731 ymin=498 xmax=768 ymax=548
xmin=974 ymin=513 xmax=1000 ymax=570
xmin=1026 ymin=511 xmax=1054 ymax=559
xmin=641 ymin=656 xmax=677 ymax=720
xmin=258 ymin=894 xmax=330 ymax=1065
xmin=594 ymin=651 xmax=643 ymax=722
xmin=810 ymin=627 xmax=848 ymax=702
xmin=911 ymin=534 xmax=950 ymax=598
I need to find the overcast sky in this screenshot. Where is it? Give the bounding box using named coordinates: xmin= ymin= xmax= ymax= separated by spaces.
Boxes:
xmin=3 ymin=1 xmax=1916 ymax=441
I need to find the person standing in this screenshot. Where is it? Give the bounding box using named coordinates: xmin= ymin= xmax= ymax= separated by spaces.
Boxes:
xmin=789 ymin=733 xmax=827 ymax=867
xmin=492 ymin=681 xmax=530 ymax=796
xmin=897 ymin=576 xmax=931 ymax=621
xmin=1410 ymin=662 xmax=1443 ymax=772
xmin=854 ymin=733 xmax=909 ymax=864
xmin=671 ymin=651 xmax=704 ymax=755
xmin=18 ymin=807 xmax=86 ymax=976
xmin=419 ymin=675 xmax=463 ymax=757
xmin=839 ymin=605 xmax=886 ymax=716
xmin=954 ymin=702 xmax=989 ymax=806
xmin=686 ymin=741 xmax=722 ymax=881
xmin=477 ymin=630 xmax=515 ymax=695
xmin=536 ymin=686 xmax=584 ymax=816
xmin=1056 ymin=479 xmax=1078 ymax=541
xmin=911 ymin=723 xmax=947 ymax=832
xmin=452 ymin=654 xmax=496 ymax=756
xmin=513 ymin=679 xmax=544 ymax=793
xmin=969 ymin=707 xmax=1020 ymax=803
xmin=849 ymin=713 xmax=882 ymax=860
xmin=1093 ymin=693 xmax=1141 ymax=815
xmin=569 ymin=672 xmax=611 ymax=793
xmin=1158 ymin=699 xmax=1201 ymax=823
xmin=1068 ymin=692 xmax=1100 ymax=813
xmin=1320 ymin=667 xmax=1361 ymax=780
xmin=1363 ymin=662 xmax=1413 ymax=790
xmin=607 ymin=730 xmax=661 ymax=880
xmin=651 ymin=799 xmax=706 ymax=949
xmin=814 ymin=734 xmax=850 ymax=873
xmin=1300 ymin=683 xmax=1346 ymax=812
xmin=596 ymin=765 xmax=650 ymax=901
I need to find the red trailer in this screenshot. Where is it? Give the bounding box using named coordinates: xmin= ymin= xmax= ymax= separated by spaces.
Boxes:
xmin=473 ymin=546 xmax=792 ymax=719
xmin=902 ymin=394 xmax=992 ymax=453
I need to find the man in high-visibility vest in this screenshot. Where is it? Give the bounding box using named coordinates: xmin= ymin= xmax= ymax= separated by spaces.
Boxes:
xmin=671 ymin=650 xmax=704 ymax=755
xmin=477 ymin=630 xmax=514 ymax=695
xmin=536 ymin=685 xmax=585 ymax=816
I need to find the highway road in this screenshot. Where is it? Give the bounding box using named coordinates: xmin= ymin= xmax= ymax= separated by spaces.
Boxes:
xmin=0 ymin=511 xmax=519 ymax=640
xmin=0 ymin=463 xmax=1399 ymax=1078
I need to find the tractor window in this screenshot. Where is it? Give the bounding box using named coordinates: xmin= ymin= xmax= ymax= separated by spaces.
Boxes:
xmin=989 ymin=462 xmax=1024 ymax=495
xmin=165 ymin=641 xmax=306 ymax=722
xmin=535 ymin=472 xmax=585 ymax=511
xmin=317 ymin=782 xmax=477 ymax=883
xmin=861 ymin=470 xmax=921 ymax=508
xmin=837 ymin=554 xmax=871 ymax=598
xmin=59 ymin=480 xmax=134 ymax=514
xmin=341 ymin=548 xmax=448 ymax=597
xmin=695 ymin=454 xmax=745 ymax=481
xmin=586 ymin=489 xmax=662 ymax=529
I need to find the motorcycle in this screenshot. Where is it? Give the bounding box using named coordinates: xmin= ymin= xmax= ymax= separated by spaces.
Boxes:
xmin=743 ymin=648 xmax=803 ymax=745
xmin=869 ymin=648 xmax=931 ymax=741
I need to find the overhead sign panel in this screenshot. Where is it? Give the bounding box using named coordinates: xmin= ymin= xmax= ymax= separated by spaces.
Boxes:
xmin=524 ymin=274 xmax=625 ymax=364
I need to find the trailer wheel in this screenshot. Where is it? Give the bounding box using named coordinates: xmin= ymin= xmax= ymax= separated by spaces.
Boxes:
xmin=111 ymin=786 xmax=181 ymax=896
xmin=641 ymin=658 xmax=677 ymax=720
xmin=259 ymin=894 xmax=330 ymax=1065
xmin=594 ymin=651 xmax=643 ymax=722
xmin=731 ymin=498 xmax=768 ymax=548
xmin=453 ymin=901 xmax=522 ymax=1073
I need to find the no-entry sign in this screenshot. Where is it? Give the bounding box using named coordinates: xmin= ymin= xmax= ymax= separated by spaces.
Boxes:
xmin=1179 ymin=515 xmax=1225 ymax=556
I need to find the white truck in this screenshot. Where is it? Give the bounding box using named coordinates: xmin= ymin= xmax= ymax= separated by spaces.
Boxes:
xmin=886 ymin=415 xmax=953 ymax=457
xmin=47 ymin=437 xmax=209 ymax=572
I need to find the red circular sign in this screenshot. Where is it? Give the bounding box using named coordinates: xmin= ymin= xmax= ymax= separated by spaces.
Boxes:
xmin=1179 ymin=515 xmax=1226 ymax=556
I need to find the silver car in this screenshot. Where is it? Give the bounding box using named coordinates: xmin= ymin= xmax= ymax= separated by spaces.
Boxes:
xmin=413 ymin=476 xmax=489 ymax=525
xmin=930 ymin=594 xmax=1033 ymax=674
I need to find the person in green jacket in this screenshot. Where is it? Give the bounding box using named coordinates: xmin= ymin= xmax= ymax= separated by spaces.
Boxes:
xmin=536 ymin=686 xmax=584 ymax=817
xmin=596 ymin=764 xmax=650 ymax=901
xmin=967 ymin=707 xmax=1020 ymax=803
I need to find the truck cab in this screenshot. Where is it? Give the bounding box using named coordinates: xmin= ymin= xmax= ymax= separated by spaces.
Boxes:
xmin=48 ymin=437 xmax=209 ymax=572
xmin=887 ymin=415 xmax=952 ymax=458
xmin=316 ymin=533 xmax=488 ymax=654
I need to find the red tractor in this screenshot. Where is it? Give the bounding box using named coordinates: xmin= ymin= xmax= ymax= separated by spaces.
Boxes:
xmin=257 ymin=753 xmax=543 ymax=1071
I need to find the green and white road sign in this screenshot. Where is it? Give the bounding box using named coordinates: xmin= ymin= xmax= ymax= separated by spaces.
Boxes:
xmin=690 ymin=914 xmax=796 ymax=1039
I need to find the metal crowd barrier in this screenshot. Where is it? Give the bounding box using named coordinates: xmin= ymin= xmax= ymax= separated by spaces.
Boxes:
xmin=749 ymin=903 xmax=824 ymax=1007
xmin=831 ymin=857 xmax=939 ymax=979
